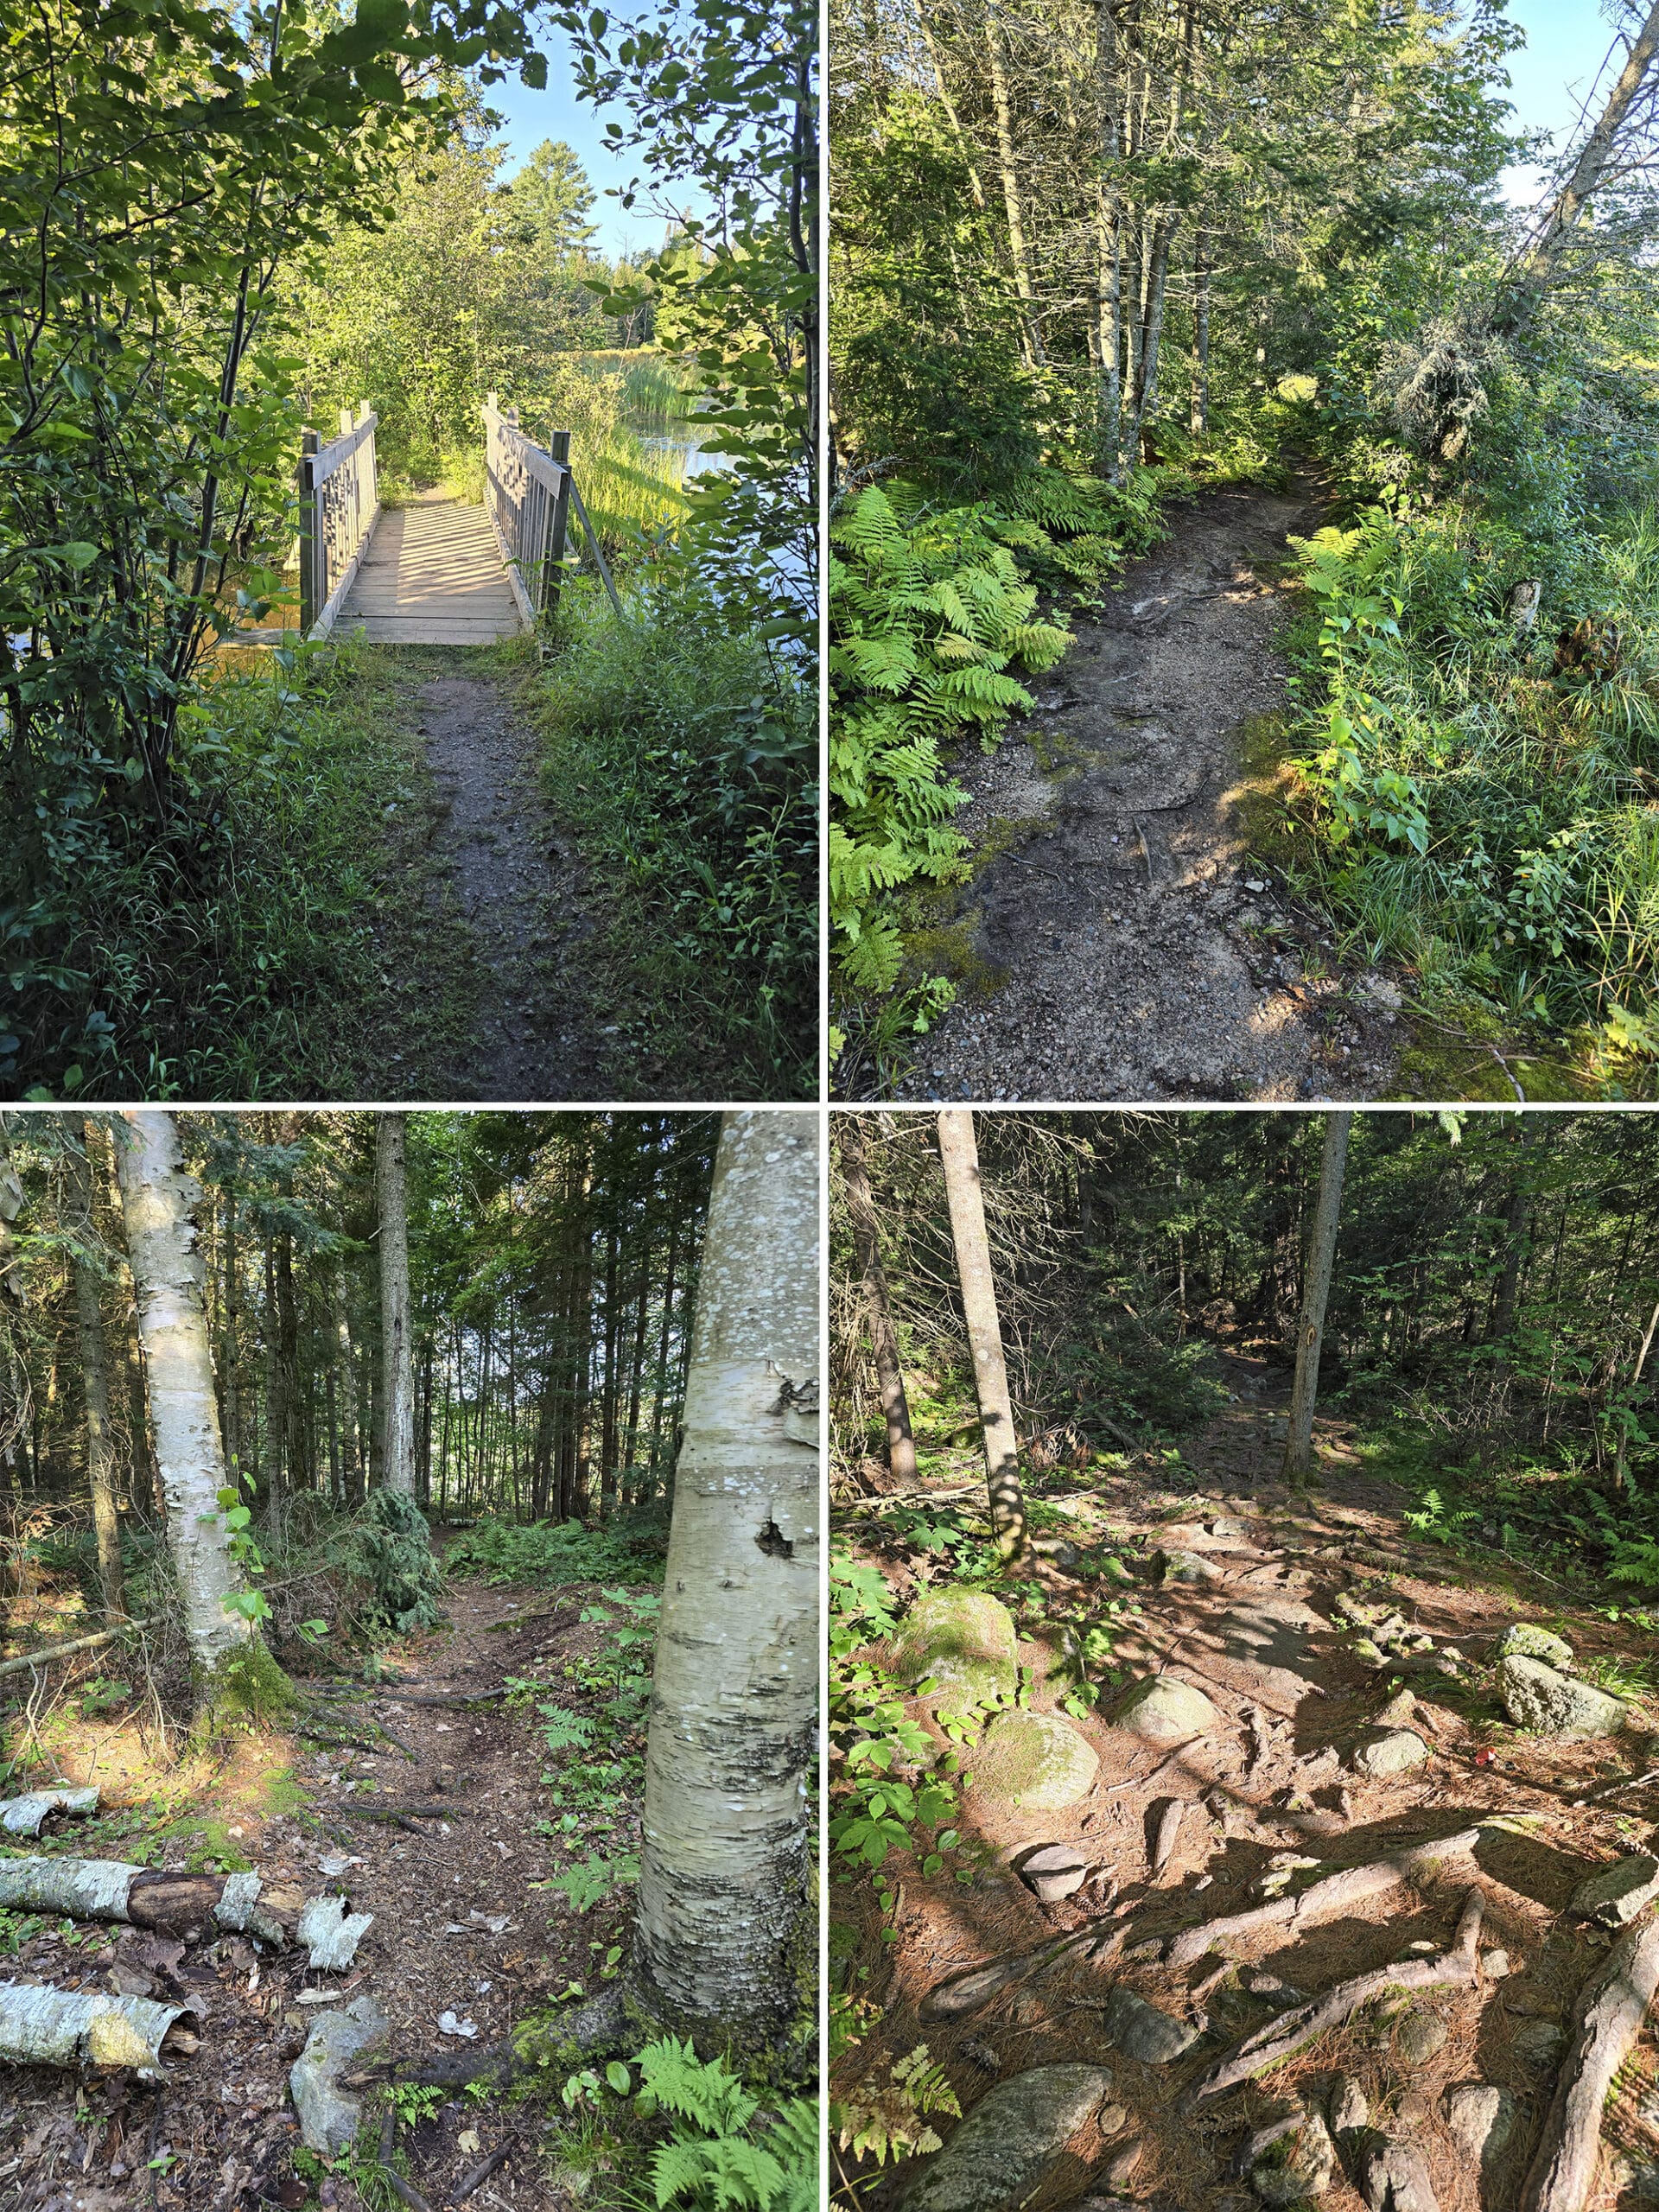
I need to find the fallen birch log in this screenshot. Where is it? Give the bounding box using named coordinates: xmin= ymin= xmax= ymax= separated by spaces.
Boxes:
xmin=1164 ymin=1824 xmax=1489 ymax=1968
xmin=0 ymin=1980 xmax=193 ymax=2073
xmin=1518 ymin=1911 xmax=1659 ymax=2212
xmin=1182 ymin=1886 xmax=1485 ymax=2110
xmin=0 ymin=1858 xmax=365 ymax=1966
xmin=0 ymin=1787 xmax=99 ymax=1837
xmin=0 ymin=1619 xmax=156 ymax=1682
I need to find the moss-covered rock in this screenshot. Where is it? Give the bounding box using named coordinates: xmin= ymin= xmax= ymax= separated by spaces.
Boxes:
xmin=1496 ymin=1622 xmax=1574 ymax=1671
xmin=970 ymin=1711 xmax=1097 ymax=1811
xmin=1111 ymin=1675 xmax=1217 ymax=1742
xmin=891 ymin=1588 xmax=1018 ymax=1708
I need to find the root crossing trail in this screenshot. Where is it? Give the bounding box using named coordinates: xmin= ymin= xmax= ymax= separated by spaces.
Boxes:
xmin=891 ymin=471 xmax=1406 ymax=1103
xmin=412 ymin=672 xmax=603 ymax=1101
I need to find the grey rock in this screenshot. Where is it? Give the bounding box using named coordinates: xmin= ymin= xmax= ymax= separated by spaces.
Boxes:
xmin=1394 ymin=2009 xmax=1447 ymax=2064
xmin=893 ymin=1589 xmax=1019 ymax=1707
xmin=972 ymin=1712 xmax=1099 ymax=1811
xmin=1497 ymin=1655 xmax=1629 ymax=1738
xmin=1443 ymin=2085 xmax=1515 ymax=2171
xmin=1250 ymin=2111 xmax=1337 ymax=2202
xmin=1328 ymin=2078 xmax=1369 ymax=2135
xmin=1156 ymin=1549 xmax=1223 ymax=1586
xmin=289 ymin=1994 xmax=388 ymax=2154
xmin=899 ymin=2065 xmax=1116 ymax=2212
xmin=1096 ymin=2103 xmax=1128 ymax=2135
xmin=1480 ymin=1949 xmax=1511 ymax=1980
xmin=1112 ymin=1675 xmax=1218 ymax=1743
xmin=1102 ymin=1986 xmax=1201 ymax=2065
xmin=1497 ymin=1623 xmax=1575 ymax=1670
xmin=1570 ymin=1851 xmax=1659 ymax=1926
xmin=1512 ymin=2019 xmax=1564 ymax=2063
xmin=1359 ymin=2139 xmax=1440 ymax=2212
xmin=1353 ymin=1730 xmax=1430 ymax=1779
xmin=1018 ymin=1844 xmax=1089 ymax=1904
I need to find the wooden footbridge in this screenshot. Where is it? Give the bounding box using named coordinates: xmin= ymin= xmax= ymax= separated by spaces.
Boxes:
xmin=293 ymin=396 xmax=619 ymax=645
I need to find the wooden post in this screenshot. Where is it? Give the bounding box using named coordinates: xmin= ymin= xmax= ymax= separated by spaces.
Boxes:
xmin=297 ymin=428 xmax=320 ymax=635
xmin=545 ymin=429 xmax=572 ymax=619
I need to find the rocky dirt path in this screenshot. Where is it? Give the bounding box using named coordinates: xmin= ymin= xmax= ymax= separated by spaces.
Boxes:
xmin=835 ymin=1366 xmax=1659 ymax=2210
xmin=406 ymin=668 xmax=606 ymax=1103
xmin=0 ymin=1574 xmax=632 ymax=2212
xmin=888 ymin=473 xmax=1406 ymax=1103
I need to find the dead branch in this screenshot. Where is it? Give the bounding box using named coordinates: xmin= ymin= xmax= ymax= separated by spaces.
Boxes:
xmin=1149 ymin=1800 xmax=1182 ymax=1878
xmin=1164 ymin=1823 xmax=1488 ymax=1969
xmin=452 ymin=2143 xmax=512 ymax=2202
xmin=1182 ymin=1885 xmax=1484 ymax=2109
xmin=378 ymin=1688 xmax=508 ymax=1708
xmin=1103 ymin=1740 xmax=1205 ymax=1797
xmin=1518 ymin=1911 xmax=1659 ymax=2212
xmin=0 ymin=1617 xmax=157 ymax=1681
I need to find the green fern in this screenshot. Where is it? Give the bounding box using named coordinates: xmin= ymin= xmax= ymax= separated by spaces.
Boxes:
xmin=830 ymin=484 xmax=1071 ymax=1014
xmin=632 ymin=2040 xmax=816 ymax=2212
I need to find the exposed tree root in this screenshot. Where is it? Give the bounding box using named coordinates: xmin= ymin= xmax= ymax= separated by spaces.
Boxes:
xmin=1518 ymin=1911 xmax=1659 ymax=2212
xmin=1164 ymin=1823 xmax=1488 ymax=1969
xmin=1181 ymin=1885 xmax=1484 ymax=2110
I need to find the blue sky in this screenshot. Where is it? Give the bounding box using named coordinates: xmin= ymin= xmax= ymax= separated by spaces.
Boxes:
xmin=477 ymin=24 xmax=688 ymax=262
xmin=1491 ymin=0 xmax=1624 ymax=203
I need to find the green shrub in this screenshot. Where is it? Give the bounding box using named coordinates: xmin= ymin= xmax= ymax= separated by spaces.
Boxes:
xmin=444 ymin=1513 xmax=667 ymax=1589
xmin=531 ymin=578 xmax=815 ymax=1097
xmin=353 ymin=1490 xmax=444 ymax=1637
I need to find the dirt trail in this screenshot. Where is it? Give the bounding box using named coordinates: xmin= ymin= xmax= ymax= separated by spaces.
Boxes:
xmin=412 ymin=673 xmax=605 ymax=1102
xmin=836 ymin=1351 xmax=1659 ymax=2211
xmin=890 ymin=472 xmax=1405 ymax=1103
xmin=0 ymin=1575 xmax=628 ymax=2212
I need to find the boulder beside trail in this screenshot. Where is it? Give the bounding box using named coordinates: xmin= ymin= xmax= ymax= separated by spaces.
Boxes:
xmin=1112 ymin=1675 xmax=1217 ymax=1743
xmin=1352 ymin=1730 xmax=1430 ymax=1779
xmin=892 ymin=1589 xmax=1020 ymax=1708
xmin=1496 ymin=1623 xmax=1574 ymax=1670
xmin=897 ymin=2063 xmax=1116 ymax=2212
xmin=1497 ymin=1654 xmax=1629 ymax=1738
xmin=972 ymin=1712 xmax=1099 ymax=1811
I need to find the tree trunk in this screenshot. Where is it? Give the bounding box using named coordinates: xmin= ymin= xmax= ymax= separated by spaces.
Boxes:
xmin=937 ymin=1111 xmax=1027 ymax=1558
xmin=1508 ymin=0 xmax=1659 ymax=309
xmin=985 ymin=1 xmax=1044 ymax=366
xmin=1190 ymin=226 xmax=1211 ymax=434
xmin=1095 ymin=0 xmax=1124 ymax=479
xmin=836 ymin=1116 xmax=917 ymax=1485
xmin=378 ymin=1116 xmax=415 ymax=1496
xmin=634 ymin=1109 xmax=819 ymax=2037
xmin=1282 ymin=1112 xmax=1353 ymax=1484
xmin=112 ymin=1112 xmax=270 ymax=1693
xmin=66 ymin=1121 xmax=127 ymax=1623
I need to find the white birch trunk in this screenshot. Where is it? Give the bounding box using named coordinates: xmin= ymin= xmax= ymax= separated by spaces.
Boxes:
xmin=113 ymin=1110 xmax=255 ymax=1677
xmin=378 ymin=1114 xmax=415 ymax=1496
xmin=634 ymin=1109 xmax=820 ymax=2035
xmin=938 ymin=1110 xmax=1027 ymax=1558
xmin=1282 ymin=1111 xmax=1352 ymax=1484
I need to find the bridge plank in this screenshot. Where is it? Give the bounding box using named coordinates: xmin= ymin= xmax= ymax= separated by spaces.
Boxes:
xmin=337 ymin=499 xmax=524 ymax=644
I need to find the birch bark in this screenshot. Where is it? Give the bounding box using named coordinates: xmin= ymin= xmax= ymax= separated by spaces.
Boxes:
xmin=378 ymin=1114 xmax=415 ymax=1496
xmin=633 ymin=1109 xmax=819 ymax=2034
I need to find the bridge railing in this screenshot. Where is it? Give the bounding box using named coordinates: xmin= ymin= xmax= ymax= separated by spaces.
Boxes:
xmin=298 ymin=403 xmax=379 ymax=636
xmin=483 ymin=393 xmax=621 ymax=625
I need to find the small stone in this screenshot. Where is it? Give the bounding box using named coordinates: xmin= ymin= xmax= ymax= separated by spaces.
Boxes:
xmin=1512 ymin=2019 xmax=1564 ymax=2063
xmin=1497 ymin=1623 xmax=1575 ymax=1670
xmin=1480 ymin=1949 xmax=1511 ymax=1979
xmin=1394 ymin=2010 xmax=1446 ymax=2064
xmin=1352 ymin=1730 xmax=1429 ymax=1778
xmin=1359 ymin=2138 xmax=1439 ymax=2212
xmin=289 ymin=1995 xmax=388 ymax=2154
xmin=1497 ymin=1655 xmax=1628 ymax=1739
xmin=1096 ymin=2103 xmax=1128 ymax=2135
xmin=1351 ymin=1637 xmax=1386 ymax=1665
xmin=1101 ymin=2139 xmax=1141 ymax=2190
xmin=1249 ymin=2111 xmax=1337 ymax=2203
xmin=1101 ymin=1986 xmax=1202 ymax=2065
xmin=1328 ymin=2078 xmax=1369 ymax=2135
xmin=1155 ymin=1549 xmax=1223 ymax=1586
xmin=1570 ymin=1852 xmax=1659 ymax=1926
xmin=973 ymin=1712 xmax=1099 ymax=1811
xmin=1112 ymin=1675 xmax=1218 ymax=1743
xmin=899 ymin=2064 xmax=1116 ymax=2212
xmin=1394 ymin=2090 xmax=1432 ymax=2130
xmin=1018 ymin=1845 xmax=1090 ymax=1904
xmin=1377 ymin=1689 xmax=1417 ymax=1728
xmin=1444 ymin=2084 xmax=1516 ymax=2170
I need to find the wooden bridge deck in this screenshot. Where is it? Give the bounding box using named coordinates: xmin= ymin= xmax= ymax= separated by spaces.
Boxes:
xmin=336 ymin=498 xmax=524 ymax=645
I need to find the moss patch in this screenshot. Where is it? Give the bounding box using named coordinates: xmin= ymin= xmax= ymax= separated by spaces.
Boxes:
xmin=201 ymin=1637 xmax=294 ymax=1728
